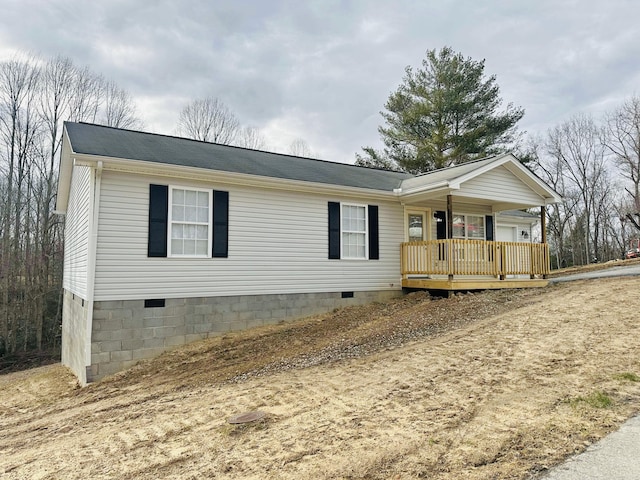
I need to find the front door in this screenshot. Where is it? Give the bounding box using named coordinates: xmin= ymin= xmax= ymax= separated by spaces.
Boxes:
xmin=406 ymin=209 xmax=429 ymax=242
xmin=496 ymin=226 xmax=518 ymax=278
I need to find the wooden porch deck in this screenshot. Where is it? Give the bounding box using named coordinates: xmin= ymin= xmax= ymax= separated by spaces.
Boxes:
xmin=402 ymin=276 xmax=549 ymax=291
xmin=401 ymin=239 xmax=550 ymax=291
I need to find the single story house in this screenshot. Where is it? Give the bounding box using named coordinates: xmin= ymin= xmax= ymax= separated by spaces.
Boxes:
xmin=56 ymin=122 xmax=561 ymax=384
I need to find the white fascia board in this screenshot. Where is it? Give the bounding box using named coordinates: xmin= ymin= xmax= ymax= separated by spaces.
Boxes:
xmin=55 ymin=128 xmax=74 ymax=213
xmin=397 ymin=156 xmax=504 ymax=196
xmin=71 ymin=154 xmax=399 ymax=202
xmin=396 ymin=180 xmax=454 ymax=197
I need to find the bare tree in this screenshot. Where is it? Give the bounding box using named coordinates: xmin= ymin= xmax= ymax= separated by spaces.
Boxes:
xmin=176 ymin=97 xmax=240 ymax=144
xmin=35 ymin=55 xmax=80 ymax=351
xmin=288 ymin=138 xmax=312 ymax=157
xmin=0 ymin=55 xmax=41 ymax=354
xmin=546 ymin=115 xmax=609 ymax=264
xmin=0 ymin=52 xmax=143 ymax=358
xmin=101 ymin=80 xmax=142 ymax=129
xmin=604 ymin=96 xmax=640 ymax=231
xmin=68 ymin=66 xmax=102 ymax=123
xmin=534 ymin=142 xmax=579 ymax=268
xmin=234 ymin=126 xmax=267 ymax=150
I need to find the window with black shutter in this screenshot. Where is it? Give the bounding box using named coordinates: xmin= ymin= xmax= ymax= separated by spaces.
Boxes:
xmin=328 ymin=202 xmax=379 ymax=260
xmin=148 ymin=184 xmax=229 ymax=258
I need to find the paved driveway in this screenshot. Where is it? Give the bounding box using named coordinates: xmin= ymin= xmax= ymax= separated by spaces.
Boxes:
xmin=541 ymin=415 xmax=640 ymax=479
xmin=549 ymin=264 xmax=640 ymax=283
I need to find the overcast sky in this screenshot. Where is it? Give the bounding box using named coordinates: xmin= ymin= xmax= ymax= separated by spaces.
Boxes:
xmin=2 ymin=0 xmax=639 ymax=163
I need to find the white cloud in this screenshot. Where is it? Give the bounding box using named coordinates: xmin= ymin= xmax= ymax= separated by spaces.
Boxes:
xmin=1 ymin=0 xmax=640 ymax=162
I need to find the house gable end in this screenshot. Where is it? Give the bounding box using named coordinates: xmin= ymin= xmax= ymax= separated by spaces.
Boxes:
xmin=455 ymin=165 xmax=547 ymax=206
xmin=398 ymin=154 xmax=561 ymax=208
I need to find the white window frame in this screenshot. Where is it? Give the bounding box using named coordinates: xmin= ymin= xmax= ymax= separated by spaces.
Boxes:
xmin=167 ymin=185 xmax=213 ymax=258
xmin=452 ymin=213 xmax=486 ymax=240
xmin=340 ymin=203 xmax=368 ymax=260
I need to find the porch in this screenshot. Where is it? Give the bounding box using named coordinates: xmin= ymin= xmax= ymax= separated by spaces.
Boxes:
xmin=401 ymin=239 xmax=550 ymax=290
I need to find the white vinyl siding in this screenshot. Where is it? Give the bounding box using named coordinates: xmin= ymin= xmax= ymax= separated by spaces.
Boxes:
xmin=63 ymin=165 xmax=92 ymax=298
xmin=518 ymin=225 xmax=532 ymax=242
xmin=93 ymin=171 xmax=404 ymax=300
xmin=498 ymin=223 xmax=532 ymax=243
xmin=496 ymin=213 xmax=536 ymax=244
xmin=460 ymin=166 xmax=545 ymax=205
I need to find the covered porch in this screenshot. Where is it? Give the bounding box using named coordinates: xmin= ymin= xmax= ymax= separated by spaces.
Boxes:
xmin=394 ymin=154 xmax=562 ymax=291
xmin=401 ymin=239 xmax=550 ymax=290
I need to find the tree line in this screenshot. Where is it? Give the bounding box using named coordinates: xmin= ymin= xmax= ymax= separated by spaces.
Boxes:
xmin=533 ymin=103 xmax=640 ymax=268
xmin=0 ymin=53 xmax=141 ymax=357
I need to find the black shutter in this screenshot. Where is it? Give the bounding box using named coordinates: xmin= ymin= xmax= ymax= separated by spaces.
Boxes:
xmin=368 ymin=205 xmax=379 ymax=260
xmin=212 ymin=190 xmax=229 ymax=258
xmin=435 ymin=211 xmax=447 ymax=239
xmin=148 ymin=184 xmax=168 ymax=257
xmin=485 ymin=215 xmax=494 ymax=241
xmin=328 ymin=202 xmax=340 ymax=259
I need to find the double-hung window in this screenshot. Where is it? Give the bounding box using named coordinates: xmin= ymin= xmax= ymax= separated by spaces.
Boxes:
xmin=328 ymin=201 xmax=378 ymax=260
xmin=169 ymin=187 xmax=212 ymax=257
xmin=341 ymin=204 xmax=367 ymax=259
xmin=452 ymin=214 xmax=485 ymax=240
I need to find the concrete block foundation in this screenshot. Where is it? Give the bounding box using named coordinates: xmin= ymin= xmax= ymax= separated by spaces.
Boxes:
xmin=64 ymin=289 xmax=401 ymax=384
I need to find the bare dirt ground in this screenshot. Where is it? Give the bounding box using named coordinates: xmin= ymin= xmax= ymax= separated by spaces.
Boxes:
xmin=2 ymin=276 xmax=640 ymax=479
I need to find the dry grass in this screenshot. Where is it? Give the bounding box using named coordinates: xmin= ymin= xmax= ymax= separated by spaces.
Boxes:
xmin=2 ymin=276 xmax=640 ymax=479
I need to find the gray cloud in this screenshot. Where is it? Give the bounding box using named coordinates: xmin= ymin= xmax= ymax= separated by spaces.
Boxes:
xmin=2 ymin=0 xmax=640 ymax=162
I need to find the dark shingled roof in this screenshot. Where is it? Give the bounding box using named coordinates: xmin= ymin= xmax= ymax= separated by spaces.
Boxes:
xmin=64 ymin=122 xmax=413 ymax=191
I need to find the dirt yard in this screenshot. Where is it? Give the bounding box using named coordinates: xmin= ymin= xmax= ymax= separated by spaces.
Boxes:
xmin=2 ymin=276 xmax=640 ymax=479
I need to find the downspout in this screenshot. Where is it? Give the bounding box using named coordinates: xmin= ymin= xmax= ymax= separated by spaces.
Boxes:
xmin=84 ymin=160 xmax=103 ymax=384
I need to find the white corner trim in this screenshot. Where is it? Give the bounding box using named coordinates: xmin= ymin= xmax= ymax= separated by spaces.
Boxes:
xmin=84 ymin=161 xmax=103 ymax=368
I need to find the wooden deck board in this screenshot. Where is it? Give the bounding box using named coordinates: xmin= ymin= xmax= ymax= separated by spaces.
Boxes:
xmin=402 ymin=277 xmax=549 ymax=291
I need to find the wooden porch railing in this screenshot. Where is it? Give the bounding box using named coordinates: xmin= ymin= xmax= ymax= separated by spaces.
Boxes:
xmin=401 ymin=239 xmax=550 ymax=277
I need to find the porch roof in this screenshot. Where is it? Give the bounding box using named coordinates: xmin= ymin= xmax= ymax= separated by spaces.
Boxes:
xmin=397 ymin=154 xmax=562 ymax=210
